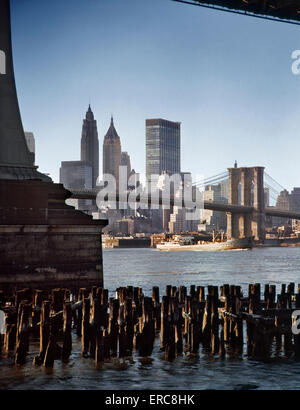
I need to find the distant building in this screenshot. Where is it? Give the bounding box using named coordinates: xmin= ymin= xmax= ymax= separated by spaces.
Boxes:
xmin=146 ymin=118 xmax=181 ymax=188
xmin=60 ymin=160 xmax=93 ymax=210
xmin=121 ymin=151 xmax=132 ymax=178
xmin=24 ymin=132 xmax=35 ymax=164
xmin=276 ymin=190 xmax=292 ymax=210
xmin=202 ymin=184 xmax=227 ymax=232
xmin=274 ymin=188 xmax=300 ymax=213
xmin=103 ymin=116 xmax=122 ymax=187
xmin=169 ymin=206 xmax=186 ymax=233
xmin=290 ymin=187 xmax=300 ymax=210
xmin=272 ymin=189 xmax=293 ymax=227
xmin=59 ymin=106 xmax=99 ymax=212
xmin=81 ymin=105 xmax=99 ymax=188
xmin=60 ymin=161 xmax=93 ymax=190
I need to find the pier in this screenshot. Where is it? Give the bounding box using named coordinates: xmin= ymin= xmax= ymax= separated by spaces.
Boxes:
xmin=0 ymin=282 xmax=299 ymax=369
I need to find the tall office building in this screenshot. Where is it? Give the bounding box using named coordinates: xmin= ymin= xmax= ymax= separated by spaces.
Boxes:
xmin=146 ymin=118 xmax=181 ymax=187
xmin=103 ymin=116 xmax=122 ymax=186
xmin=81 ymin=105 xmax=99 ymax=188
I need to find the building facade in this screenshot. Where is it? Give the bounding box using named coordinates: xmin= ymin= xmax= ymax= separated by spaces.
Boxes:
xmin=146 ymin=118 xmax=181 ymax=188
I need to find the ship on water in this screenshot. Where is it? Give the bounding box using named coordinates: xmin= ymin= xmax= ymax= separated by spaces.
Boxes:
xmin=156 ymin=234 xmax=253 ymax=251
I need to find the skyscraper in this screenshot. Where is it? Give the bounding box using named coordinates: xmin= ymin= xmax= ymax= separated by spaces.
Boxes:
xmin=103 ymin=116 xmax=122 ymax=186
xmin=146 ymin=118 xmax=181 ymax=187
xmin=81 ymin=105 xmax=99 ymax=188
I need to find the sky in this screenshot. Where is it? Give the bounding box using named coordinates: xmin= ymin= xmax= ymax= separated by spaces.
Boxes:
xmin=10 ymin=0 xmax=300 ymax=190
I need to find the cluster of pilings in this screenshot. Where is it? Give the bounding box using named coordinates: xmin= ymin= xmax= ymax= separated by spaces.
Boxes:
xmin=0 ymin=283 xmax=300 ymax=369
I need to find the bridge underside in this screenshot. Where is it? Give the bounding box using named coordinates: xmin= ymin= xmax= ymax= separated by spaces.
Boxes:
xmin=188 ymin=1 xmax=300 ymax=24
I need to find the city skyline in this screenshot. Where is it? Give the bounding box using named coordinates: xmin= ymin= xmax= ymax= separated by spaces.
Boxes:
xmin=10 ymin=0 xmax=300 ymax=190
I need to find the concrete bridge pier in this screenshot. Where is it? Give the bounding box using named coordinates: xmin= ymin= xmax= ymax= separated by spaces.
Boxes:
xmin=227 ymin=166 xmax=265 ymax=243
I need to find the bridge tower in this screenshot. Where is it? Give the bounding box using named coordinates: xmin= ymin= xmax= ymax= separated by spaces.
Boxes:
xmin=227 ymin=166 xmax=265 ymax=242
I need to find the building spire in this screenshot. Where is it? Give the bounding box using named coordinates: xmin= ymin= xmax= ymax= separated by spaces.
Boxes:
xmin=104 ymin=115 xmax=119 ymax=140
xmin=86 ymin=104 xmax=94 ymax=120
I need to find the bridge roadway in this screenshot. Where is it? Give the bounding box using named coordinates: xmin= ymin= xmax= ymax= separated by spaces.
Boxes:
xmin=70 ymin=189 xmax=300 ymax=220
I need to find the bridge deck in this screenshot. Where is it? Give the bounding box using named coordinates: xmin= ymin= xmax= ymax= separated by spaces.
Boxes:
xmin=70 ymin=189 xmax=300 ymax=220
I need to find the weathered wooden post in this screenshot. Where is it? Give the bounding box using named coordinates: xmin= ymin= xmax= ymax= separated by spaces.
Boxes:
xmin=95 ymin=330 xmax=105 ymax=367
xmin=76 ymin=288 xmax=88 ymax=337
xmin=161 ymin=296 xmax=169 ymax=350
xmin=81 ymin=298 xmax=90 ymax=357
xmin=62 ymin=302 xmax=72 ymax=362
xmin=109 ymin=298 xmax=119 ymax=357
xmin=33 ymin=300 xmax=50 ymax=365
xmin=43 ymin=335 xmax=57 ymax=368
xmin=124 ymin=297 xmax=134 ymax=356
xmin=15 ymin=303 xmax=30 ymax=365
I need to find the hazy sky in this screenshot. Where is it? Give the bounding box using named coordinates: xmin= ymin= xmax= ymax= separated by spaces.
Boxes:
xmin=10 ymin=0 xmax=300 ymax=190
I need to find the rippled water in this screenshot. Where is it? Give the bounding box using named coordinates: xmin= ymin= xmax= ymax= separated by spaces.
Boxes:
xmin=1 ymin=247 xmax=300 ymax=390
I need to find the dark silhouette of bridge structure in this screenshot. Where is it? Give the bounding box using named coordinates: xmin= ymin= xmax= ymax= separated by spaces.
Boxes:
xmin=173 ymin=0 xmax=300 ymax=26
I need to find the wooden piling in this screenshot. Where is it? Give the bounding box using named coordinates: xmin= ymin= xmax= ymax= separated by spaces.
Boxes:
xmin=62 ymin=302 xmax=72 ymax=362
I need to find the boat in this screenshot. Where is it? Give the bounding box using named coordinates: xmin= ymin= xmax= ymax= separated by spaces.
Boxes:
xmin=156 ymin=237 xmax=253 ymax=251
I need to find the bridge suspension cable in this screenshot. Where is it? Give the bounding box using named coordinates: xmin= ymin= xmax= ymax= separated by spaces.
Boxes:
xmin=264 ymin=173 xmax=286 ymax=192
xmin=193 ymin=171 xmax=228 ymax=187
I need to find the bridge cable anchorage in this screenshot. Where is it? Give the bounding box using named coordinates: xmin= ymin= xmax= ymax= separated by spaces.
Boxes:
xmin=171 ymin=0 xmax=300 ymax=26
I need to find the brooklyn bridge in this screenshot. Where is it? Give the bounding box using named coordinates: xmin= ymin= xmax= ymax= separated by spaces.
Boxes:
xmin=70 ymin=166 xmax=300 ymax=243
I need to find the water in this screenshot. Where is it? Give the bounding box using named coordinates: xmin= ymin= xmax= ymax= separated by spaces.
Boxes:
xmin=1 ymin=247 xmax=300 ymax=390
xmin=103 ymin=247 xmax=300 ymax=296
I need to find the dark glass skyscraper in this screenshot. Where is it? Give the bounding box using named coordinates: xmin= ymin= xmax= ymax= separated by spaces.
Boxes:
xmin=146 ymin=118 xmax=181 ymax=185
xmin=103 ymin=116 xmax=122 ymax=187
xmin=81 ymin=105 xmax=99 ymax=188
